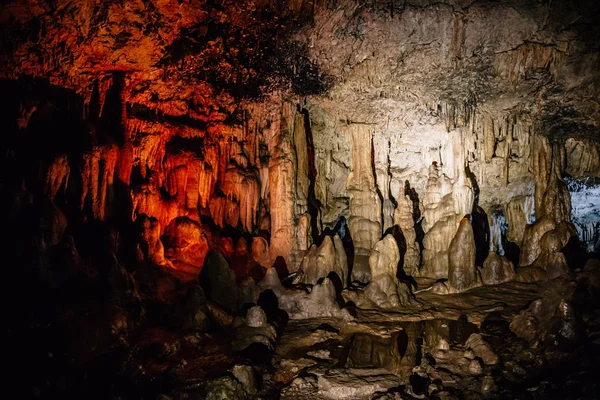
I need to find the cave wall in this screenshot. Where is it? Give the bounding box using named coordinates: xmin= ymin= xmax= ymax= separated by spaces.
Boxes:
xmin=1 ymin=0 xmax=599 ymax=280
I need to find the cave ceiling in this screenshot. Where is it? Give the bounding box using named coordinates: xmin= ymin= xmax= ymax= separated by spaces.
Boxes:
xmin=1 ymin=0 xmax=599 ymax=139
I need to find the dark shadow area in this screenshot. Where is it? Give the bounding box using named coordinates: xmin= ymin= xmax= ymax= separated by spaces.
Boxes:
xmin=326 ymin=271 xmax=344 ymax=295
xmin=249 ymin=264 xmax=267 ymax=282
xmin=562 ymin=236 xmax=587 ymax=270
xmin=165 ymin=136 xmax=205 ymax=159
xmin=397 ymin=329 xmax=409 ymax=358
xmin=98 ymin=71 xmax=126 ymax=146
xmin=234 ymin=342 xmax=272 ymax=365
xmin=257 ymin=289 xmax=289 ymax=334
xmin=505 ymin=240 xmax=520 ymax=267
xmin=301 ymin=106 xmax=322 ymax=245
xmin=449 ymin=314 xmax=479 ymax=345
xmin=273 ymin=256 xmax=291 ymax=283
xmin=409 ymin=373 xmax=429 ymax=395
xmin=384 ymin=224 xmax=418 ymax=289
xmin=471 ymin=206 xmax=490 ymax=267
xmin=324 ymin=271 xmax=346 ymax=306
xmin=465 ymin=164 xmax=480 ymax=209
xmin=405 ymin=180 xmax=424 ymax=268
xmin=343 ymin=300 xmax=358 ymax=319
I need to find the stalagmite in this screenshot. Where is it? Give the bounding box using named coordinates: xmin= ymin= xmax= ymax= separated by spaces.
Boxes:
xmin=135 ymin=214 xmax=170 ymax=267
xmin=364 ymin=235 xmax=413 ymax=308
xmin=297 ymin=234 xmax=347 ymax=285
xmin=481 ymin=252 xmax=515 ymax=285
xmin=346 ymin=123 xmax=382 ymax=282
xmin=393 ymin=187 xmax=420 ymax=277
xmin=268 ymin=102 xmax=300 ymax=269
xmin=447 ymin=218 xmax=480 ymax=293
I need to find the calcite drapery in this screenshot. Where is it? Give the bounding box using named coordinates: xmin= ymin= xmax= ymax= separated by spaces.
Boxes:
xmin=346 ymin=123 xmax=382 ymax=283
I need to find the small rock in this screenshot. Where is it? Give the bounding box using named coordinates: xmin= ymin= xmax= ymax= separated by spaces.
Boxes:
xmin=463 ymin=349 xmax=475 ymax=360
xmin=465 ymin=333 xmax=499 ymax=365
xmin=232 ymin=364 xmax=256 ymax=394
xmin=481 ymin=375 xmax=497 ymax=394
xmin=246 ymin=305 xmax=267 ymax=327
xmin=205 ymin=376 xmax=245 ymax=400
xmin=468 ymin=359 xmax=483 ymax=375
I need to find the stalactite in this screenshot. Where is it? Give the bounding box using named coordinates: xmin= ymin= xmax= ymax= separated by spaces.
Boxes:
xmin=46 ymin=155 xmax=70 ymax=200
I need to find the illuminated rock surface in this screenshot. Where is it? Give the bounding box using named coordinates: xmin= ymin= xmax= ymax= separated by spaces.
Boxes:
xmin=2 ymin=0 xmax=600 ymax=399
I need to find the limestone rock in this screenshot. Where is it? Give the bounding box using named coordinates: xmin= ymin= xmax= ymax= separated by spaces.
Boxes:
xmin=393 ymin=187 xmax=420 ymax=277
xmin=316 ymin=368 xmax=401 ymax=400
xmin=447 ymin=218 xmax=480 ymax=293
xmin=349 ymin=217 xmax=381 ymax=283
xmin=505 ymin=194 xmax=535 ymax=246
xmin=135 ymin=214 xmax=169 ymax=266
xmin=238 ymin=277 xmax=261 ymax=306
xmin=298 ymin=234 xmax=347 ymax=285
xmin=364 ymin=235 xmax=414 ymax=308
xmin=565 ymin=139 xmax=600 ymax=178
xmin=205 ymin=376 xmax=246 ymax=400
xmin=251 ymin=236 xmax=271 ymax=267
xmin=232 ymin=306 xmax=278 ymax=353
xmin=519 ymin=216 xmax=557 ymax=267
xmin=259 ymin=268 xmax=352 ymax=320
xmin=163 ymin=217 xmax=212 ymax=273
xmin=481 ymin=252 xmax=515 ymax=285
xmin=235 ymin=238 xmax=249 ymax=256
xmin=465 ymin=334 xmax=499 ymax=365
xmin=246 ymin=305 xmax=267 ymax=328
xmin=231 ymin=364 xmax=257 ymax=395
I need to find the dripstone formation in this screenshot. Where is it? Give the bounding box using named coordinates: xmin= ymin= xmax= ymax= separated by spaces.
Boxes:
xmin=2 ymin=0 xmax=600 ymax=399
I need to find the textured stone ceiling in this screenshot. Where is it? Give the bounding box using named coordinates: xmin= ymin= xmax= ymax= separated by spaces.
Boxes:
xmin=2 ymin=0 xmax=599 ymax=136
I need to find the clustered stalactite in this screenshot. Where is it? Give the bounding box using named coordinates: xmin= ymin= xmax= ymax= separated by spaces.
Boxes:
xmin=38 ymin=92 xmax=588 ymax=294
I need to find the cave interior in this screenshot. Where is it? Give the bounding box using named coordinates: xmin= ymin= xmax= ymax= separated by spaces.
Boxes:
xmin=2 ymin=0 xmax=600 ymax=399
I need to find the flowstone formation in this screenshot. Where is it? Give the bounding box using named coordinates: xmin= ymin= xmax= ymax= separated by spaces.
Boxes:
xmin=2 ymin=0 xmax=600 ymax=399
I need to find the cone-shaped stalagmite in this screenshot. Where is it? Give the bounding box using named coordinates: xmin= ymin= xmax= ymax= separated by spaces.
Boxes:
xmin=447 ymin=218 xmax=480 ymax=293
xmin=481 ymin=252 xmax=515 ymax=285
xmin=365 ymin=235 xmax=413 ymax=308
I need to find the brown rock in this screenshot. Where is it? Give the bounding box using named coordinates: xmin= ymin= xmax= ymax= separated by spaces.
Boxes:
xmin=481 ymin=252 xmax=515 ymax=285
xmin=163 ymin=217 xmax=212 ymax=273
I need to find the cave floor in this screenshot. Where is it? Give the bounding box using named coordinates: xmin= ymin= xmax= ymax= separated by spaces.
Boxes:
xmin=171 ymin=279 xmax=599 ymax=399
xmin=268 ymin=281 xmax=543 ymax=399
xmin=21 ymin=271 xmax=600 ymax=400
